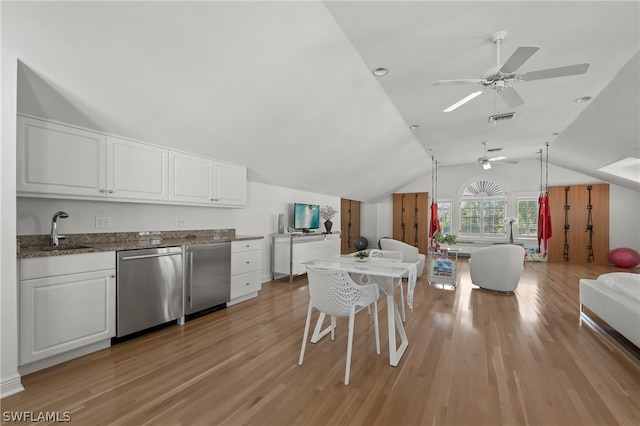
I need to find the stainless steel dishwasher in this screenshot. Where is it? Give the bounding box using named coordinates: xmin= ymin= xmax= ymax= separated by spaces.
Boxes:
xmin=116 ymin=246 xmax=183 ymax=338
xmin=184 ymin=242 xmax=231 ymax=318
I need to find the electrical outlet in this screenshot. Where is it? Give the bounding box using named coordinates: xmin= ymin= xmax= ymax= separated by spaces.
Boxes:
xmin=95 ymin=216 xmax=111 ymax=228
xmin=176 ymin=218 xmax=186 ymax=227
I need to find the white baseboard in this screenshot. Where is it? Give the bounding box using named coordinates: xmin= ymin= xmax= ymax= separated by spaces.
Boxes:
xmin=0 ymin=374 xmax=25 ymax=399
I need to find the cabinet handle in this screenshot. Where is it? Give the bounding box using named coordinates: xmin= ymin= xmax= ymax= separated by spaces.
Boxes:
xmin=246 ymin=261 xmax=250 ymax=264
xmin=99 ymin=189 xmax=106 ymax=193
xmin=111 ymin=275 xmax=115 ymax=278
xmin=245 ymin=282 xmax=250 ymax=286
xmin=108 ymin=190 xmax=114 ymax=194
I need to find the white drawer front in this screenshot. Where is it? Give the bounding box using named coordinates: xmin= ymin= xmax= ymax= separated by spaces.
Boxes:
xmin=230 ymin=270 xmax=262 ymax=299
xmin=231 ymin=250 xmax=261 ymax=275
xmin=21 ymin=252 xmax=116 ymax=280
xmin=232 ymin=239 xmax=262 ymax=253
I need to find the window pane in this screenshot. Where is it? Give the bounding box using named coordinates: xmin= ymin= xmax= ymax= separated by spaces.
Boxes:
xmin=483 ymin=200 xmax=505 ymax=234
xmin=517 ymin=199 xmax=538 ymax=237
xmin=460 ymin=200 xmax=481 ymax=234
xmin=437 ymin=200 xmax=452 ymax=234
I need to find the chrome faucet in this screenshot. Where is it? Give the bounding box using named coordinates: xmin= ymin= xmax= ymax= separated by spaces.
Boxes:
xmin=51 ymin=211 xmax=69 ymax=247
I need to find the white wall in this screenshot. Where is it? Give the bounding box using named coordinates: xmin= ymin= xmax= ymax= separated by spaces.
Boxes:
xmin=1 ymin=41 xmax=23 ymax=397
xmin=16 ymin=182 xmax=342 ymax=284
xmin=364 ymin=159 xmax=640 ymax=254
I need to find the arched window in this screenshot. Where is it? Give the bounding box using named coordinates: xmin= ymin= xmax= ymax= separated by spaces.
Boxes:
xmin=460 ymin=180 xmax=506 ymax=237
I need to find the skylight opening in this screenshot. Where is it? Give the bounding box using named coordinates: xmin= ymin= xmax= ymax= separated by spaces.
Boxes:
xmin=597 ymin=157 xmax=640 ymax=183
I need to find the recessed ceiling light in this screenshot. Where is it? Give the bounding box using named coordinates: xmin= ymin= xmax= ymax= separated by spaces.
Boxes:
xmin=575 ymin=96 xmax=592 ymax=103
xmin=409 ymin=125 xmax=419 ymax=130
xmin=372 ymin=67 xmax=388 ymax=77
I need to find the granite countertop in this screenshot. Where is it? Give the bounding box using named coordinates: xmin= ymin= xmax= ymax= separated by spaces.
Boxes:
xmin=17 ymin=229 xmax=263 ymax=258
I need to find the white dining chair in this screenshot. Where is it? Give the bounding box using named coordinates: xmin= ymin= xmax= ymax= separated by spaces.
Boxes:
xmin=299 ymin=266 xmax=380 ymax=385
xmin=359 ymin=249 xmax=406 ymax=322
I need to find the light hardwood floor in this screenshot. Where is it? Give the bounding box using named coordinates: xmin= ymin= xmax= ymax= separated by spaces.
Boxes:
xmin=2 ymin=260 xmax=639 ymax=425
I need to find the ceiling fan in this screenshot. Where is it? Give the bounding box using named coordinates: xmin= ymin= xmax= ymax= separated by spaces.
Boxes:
xmin=477 ymin=142 xmax=519 ymax=170
xmin=433 ymin=30 xmax=590 ymax=112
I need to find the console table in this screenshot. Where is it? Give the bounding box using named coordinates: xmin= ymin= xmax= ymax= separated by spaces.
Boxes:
xmin=271 ymin=232 xmax=341 ymax=282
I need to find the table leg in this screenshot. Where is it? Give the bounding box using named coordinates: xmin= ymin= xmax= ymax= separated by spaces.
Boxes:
xmin=386 ymin=294 xmax=408 ymax=367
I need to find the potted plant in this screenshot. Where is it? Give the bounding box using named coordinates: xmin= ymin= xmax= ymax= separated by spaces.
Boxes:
xmin=354 ymin=250 xmax=369 ymax=262
xmin=320 ymin=205 xmax=338 ymax=233
xmin=433 ymin=231 xmax=457 ymax=246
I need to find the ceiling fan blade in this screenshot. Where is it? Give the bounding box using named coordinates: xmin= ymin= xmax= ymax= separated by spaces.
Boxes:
xmin=433 ymin=79 xmax=485 ymax=86
xmin=443 ymin=90 xmax=483 ymax=112
xmin=498 ymin=86 xmax=525 ymax=108
xmin=500 ymin=46 xmax=539 ymax=73
xmin=488 ymin=156 xmax=506 ymax=162
xmin=520 ymin=63 xmax=590 ymax=81
xmin=494 ymin=159 xmax=520 ymax=164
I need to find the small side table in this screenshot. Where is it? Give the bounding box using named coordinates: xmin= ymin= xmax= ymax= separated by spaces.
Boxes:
xmin=428 ymin=247 xmax=460 ymax=288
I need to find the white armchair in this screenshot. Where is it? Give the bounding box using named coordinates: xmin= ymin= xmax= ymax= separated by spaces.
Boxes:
xmin=469 ymin=245 xmax=526 ymax=293
xmin=379 ymin=238 xmax=425 ymax=277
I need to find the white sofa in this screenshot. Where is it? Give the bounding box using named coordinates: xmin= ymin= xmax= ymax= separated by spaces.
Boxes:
xmin=379 ymin=238 xmax=425 ymax=277
xmin=579 ymin=272 xmax=640 ymax=349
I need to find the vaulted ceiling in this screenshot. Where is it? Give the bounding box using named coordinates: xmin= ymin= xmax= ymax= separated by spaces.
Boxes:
xmin=5 ymin=1 xmax=639 ymax=202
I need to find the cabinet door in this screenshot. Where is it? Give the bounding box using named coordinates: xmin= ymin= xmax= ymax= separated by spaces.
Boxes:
xmin=20 ymin=269 xmax=116 ymax=365
xmin=17 ymin=115 xmax=106 ymax=197
xmin=106 ymin=136 xmax=168 ymax=200
xmin=213 ymin=162 xmax=247 ymax=206
xmin=169 ymin=151 xmax=214 ymax=204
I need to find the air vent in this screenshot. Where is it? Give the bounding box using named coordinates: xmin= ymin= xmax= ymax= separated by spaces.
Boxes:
xmin=487 ymin=147 xmax=502 ymax=153
xmin=488 ymin=112 xmax=516 ymax=124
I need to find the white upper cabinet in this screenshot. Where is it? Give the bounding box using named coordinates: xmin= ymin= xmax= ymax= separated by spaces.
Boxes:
xmin=106 ymin=136 xmax=168 ymax=201
xmin=169 ymin=151 xmax=247 ymax=207
xmin=169 ymin=151 xmax=214 ymax=204
xmin=213 ymin=161 xmax=247 ymax=206
xmin=17 ymin=115 xmax=246 ymax=207
xmin=17 ymin=115 xmax=106 ymax=197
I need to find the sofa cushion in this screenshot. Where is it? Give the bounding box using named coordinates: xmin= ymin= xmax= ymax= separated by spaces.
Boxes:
xmin=597 ymin=272 xmax=640 ymax=303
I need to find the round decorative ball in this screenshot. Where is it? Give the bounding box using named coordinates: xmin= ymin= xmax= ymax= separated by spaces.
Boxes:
xmin=609 ymin=247 xmax=640 ymax=268
xmin=354 ymin=236 xmax=368 ymax=251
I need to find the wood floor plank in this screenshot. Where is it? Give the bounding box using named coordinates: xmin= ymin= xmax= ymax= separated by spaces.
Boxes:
xmin=2 ymin=259 xmax=639 ymax=425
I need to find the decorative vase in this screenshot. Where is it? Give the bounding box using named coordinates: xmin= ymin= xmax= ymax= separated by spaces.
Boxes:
xmin=509 ymin=224 xmax=514 ymax=244
xmin=277 ymin=213 xmax=285 ymax=234
xmin=324 ymin=219 xmax=333 ymax=233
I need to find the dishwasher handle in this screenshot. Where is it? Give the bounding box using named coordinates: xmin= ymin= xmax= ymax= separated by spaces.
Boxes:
xmin=120 ymin=252 xmax=182 ymax=261
xmin=187 ymin=252 xmax=194 ymax=308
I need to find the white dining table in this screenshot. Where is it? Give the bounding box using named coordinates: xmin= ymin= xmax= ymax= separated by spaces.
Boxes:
xmin=304 ymin=255 xmax=416 ymax=367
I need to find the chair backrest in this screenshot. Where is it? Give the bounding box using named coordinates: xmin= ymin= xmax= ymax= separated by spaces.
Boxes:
xmin=469 ymin=245 xmax=525 ymax=292
xmin=379 ymin=238 xmax=420 ymax=263
xmin=368 ymin=249 xmax=402 ymax=261
xmin=306 ymin=267 xmax=376 ymax=317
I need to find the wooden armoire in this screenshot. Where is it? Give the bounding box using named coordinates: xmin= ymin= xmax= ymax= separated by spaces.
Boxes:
xmin=392 ymin=192 xmax=429 ymax=255
xmin=547 ymin=183 xmax=609 ymax=265
xmin=341 ymin=198 xmax=361 ymax=254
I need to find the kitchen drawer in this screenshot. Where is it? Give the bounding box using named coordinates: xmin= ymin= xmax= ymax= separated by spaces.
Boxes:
xmin=21 ymin=251 xmax=115 ymax=280
xmin=232 ymin=239 xmax=261 ymax=253
xmin=230 ymin=270 xmax=261 ymax=299
xmin=231 ymin=250 xmax=261 ymax=275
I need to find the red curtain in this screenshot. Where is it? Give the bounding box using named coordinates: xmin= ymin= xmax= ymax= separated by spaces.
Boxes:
xmin=429 ymin=201 xmax=441 ymax=247
xmin=538 ymin=193 xmax=552 ymax=257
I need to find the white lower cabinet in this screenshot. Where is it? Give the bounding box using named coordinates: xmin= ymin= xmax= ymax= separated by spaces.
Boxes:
xmin=19 ymin=252 xmax=116 ymax=373
xmin=228 ymin=240 xmax=262 ymax=306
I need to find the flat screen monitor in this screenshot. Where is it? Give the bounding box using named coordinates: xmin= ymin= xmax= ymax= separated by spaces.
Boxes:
xmin=293 ymin=203 xmax=320 ymax=233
